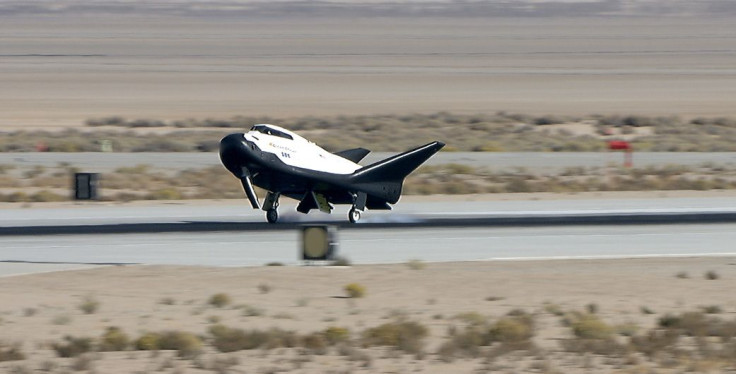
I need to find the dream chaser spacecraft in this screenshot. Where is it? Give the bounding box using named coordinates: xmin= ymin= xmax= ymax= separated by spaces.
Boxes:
xmin=219 ymin=124 xmax=444 ymax=223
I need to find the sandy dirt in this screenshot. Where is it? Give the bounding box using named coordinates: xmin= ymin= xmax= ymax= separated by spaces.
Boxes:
xmin=0 ymin=257 xmax=734 ymax=373
xmin=2 ymin=16 xmax=736 ymax=130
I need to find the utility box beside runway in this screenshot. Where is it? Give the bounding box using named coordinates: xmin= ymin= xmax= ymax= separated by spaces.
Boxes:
xmin=73 ymin=173 xmax=99 ymax=200
xmin=301 ymin=225 xmax=338 ymax=262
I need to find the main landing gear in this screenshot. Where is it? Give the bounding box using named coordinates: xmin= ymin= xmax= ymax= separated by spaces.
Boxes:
xmin=264 ymin=192 xmax=280 ymax=224
xmin=261 ymin=191 xmax=367 ymax=224
xmin=348 ymin=207 xmax=362 ymax=223
xmin=266 ymin=208 xmax=278 ymax=224
xmin=348 ymin=192 xmax=367 ymax=224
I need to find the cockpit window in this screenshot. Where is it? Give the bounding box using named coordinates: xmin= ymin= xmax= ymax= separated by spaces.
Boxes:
xmin=250 ymin=125 xmax=293 ymax=140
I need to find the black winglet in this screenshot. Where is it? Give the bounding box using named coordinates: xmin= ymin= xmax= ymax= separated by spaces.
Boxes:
xmin=333 ymin=148 xmax=371 ymax=163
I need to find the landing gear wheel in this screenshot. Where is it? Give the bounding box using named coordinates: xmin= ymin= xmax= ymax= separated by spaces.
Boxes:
xmin=348 ymin=208 xmax=361 ymax=223
xmin=266 ymin=209 xmax=279 ymax=224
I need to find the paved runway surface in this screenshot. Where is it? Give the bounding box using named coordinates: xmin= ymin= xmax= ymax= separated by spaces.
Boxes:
xmin=2 ymin=224 xmax=736 ymax=269
xmin=3 ymin=197 xmax=736 ymax=233
xmin=2 ymin=197 xmax=736 ymax=274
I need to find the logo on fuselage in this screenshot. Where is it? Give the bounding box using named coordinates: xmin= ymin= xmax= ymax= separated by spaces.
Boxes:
xmin=268 ymin=142 xmax=296 ymax=154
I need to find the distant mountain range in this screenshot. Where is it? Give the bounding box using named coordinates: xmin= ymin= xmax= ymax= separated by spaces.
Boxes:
xmin=1 ymin=0 xmax=735 ymax=17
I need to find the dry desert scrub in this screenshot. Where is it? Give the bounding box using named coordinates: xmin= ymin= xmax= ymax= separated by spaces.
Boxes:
xmin=6 ymin=159 xmax=736 ymax=203
xmin=5 ymin=305 xmax=736 ymax=373
xmin=207 ymin=293 xmax=232 ymax=308
xmin=0 ymin=343 xmax=24 ymax=362
xmin=3 ymin=112 xmax=736 ymax=154
xmin=344 ymin=283 xmax=366 ymax=298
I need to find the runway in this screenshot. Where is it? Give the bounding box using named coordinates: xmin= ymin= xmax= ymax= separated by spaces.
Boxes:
xmin=3 ymin=196 xmax=736 ymax=235
xmin=2 ymin=224 xmax=736 ymax=269
xmin=2 ymin=197 xmax=736 ymax=273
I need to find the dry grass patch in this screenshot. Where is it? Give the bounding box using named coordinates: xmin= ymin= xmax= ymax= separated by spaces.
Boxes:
xmin=98 ymin=327 xmax=129 ymax=351
xmin=0 ymin=343 xmax=24 ymax=362
xmin=344 ymin=283 xmax=366 ymax=299
xmin=208 ymin=293 xmax=231 ymax=308
xmin=52 ymin=336 xmax=93 ymax=358
xmin=362 ymin=320 xmax=429 ymax=354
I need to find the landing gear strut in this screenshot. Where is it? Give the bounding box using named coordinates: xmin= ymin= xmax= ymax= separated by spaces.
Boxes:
xmin=348 ymin=207 xmax=362 ymax=223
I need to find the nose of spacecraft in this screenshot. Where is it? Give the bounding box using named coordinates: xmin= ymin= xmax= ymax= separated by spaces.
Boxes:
xmin=219 ymin=133 xmax=252 ymax=176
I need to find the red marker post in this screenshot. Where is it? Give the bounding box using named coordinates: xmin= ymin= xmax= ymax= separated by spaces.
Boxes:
xmin=608 ymin=140 xmax=632 ymax=168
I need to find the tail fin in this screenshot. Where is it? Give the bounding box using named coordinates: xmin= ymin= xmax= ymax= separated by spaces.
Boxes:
xmin=349 ymin=141 xmax=444 ymax=203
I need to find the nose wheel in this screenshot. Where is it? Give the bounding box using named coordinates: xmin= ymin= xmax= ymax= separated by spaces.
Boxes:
xmin=266 ymin=209 xmax=279 ymax=224
xmin=348 ymin=207 xmax=362 ymax=223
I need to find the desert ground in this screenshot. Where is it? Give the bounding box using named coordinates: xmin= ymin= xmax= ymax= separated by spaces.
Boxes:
xmin=0 ymin=257 xmax=735 ymax=373
xmin=1 ymin=15 xmax=736 ymax=129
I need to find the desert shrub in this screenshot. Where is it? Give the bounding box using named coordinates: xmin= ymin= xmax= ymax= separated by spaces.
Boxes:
xmin=344 ymin=283 xmax=366 ymax=298
xmin=52 ymin=336 xmax=93 ymax=357
xmin=660 ymin=312 xmax=703 ymax=334
xmin=258 ymin=283 xmax=272 ymax=294
xmin=157 ymin=331 xmax=202 ymax=358
xmin=209 ymin=325 xmax=262 ymax=352
xmin=534 ymin=115 xmax=568 ymax=126
xmin=324 ymin=327 xmax=351 ymax=345
xmin=543 ymin=303 xmax=565 ymax=316
xmin=561 ymin=337 xmax=625 ymax=356
xmin=362 ymin=320 xmax=428 ymax=353
xmin=586 ymin=303 xmax=599 ymax=314
xmin=22 ymin=308 xmax=36 ymax=317
xmin=706 ymin=270 xmax=720 ymax=280
xmin=159 ymin=297 xmax=176 ymax=305
xmin=629 ymin=329 xmax=680 ymax=358
xmin=241 ymin=304 xmax=265 ymax=317
xmin=488 ymin=315 xmax=534 ymax=343
xmin=134 ymin=332 xmax=161 ymax=350
xmin=209 ymin=325 xmax=298 ymax=352
xmin=0 ymin=192 xmax=29 ymax=203
xmin=302 ymin=333 xmax=328 ymax=354
xmin=208 ymin=293 xmax=231 ymax=308
xmin=702 ymin=305 xmax=723 ymax=314
xmin=70 ymin=353 xmax=95 ymax=371
xmin=437 ymin=327 xmax=486 ymax=361
xmin=658 ymin=311 xmax=731 ymax=338
xmin=454 ymin=312 xmax=487 ymax=326
xmin=99 ymin=327 xmax=129 ymax=351
xmin=570 ymin=313 xmax=613 ymax=340
xmin=0 ymin=343 xmax=24 ymax=362
xmin=29 ymin=190 xmax=66 ymax=202
xmin=78 ymin=295 xmax=100 ymax=314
